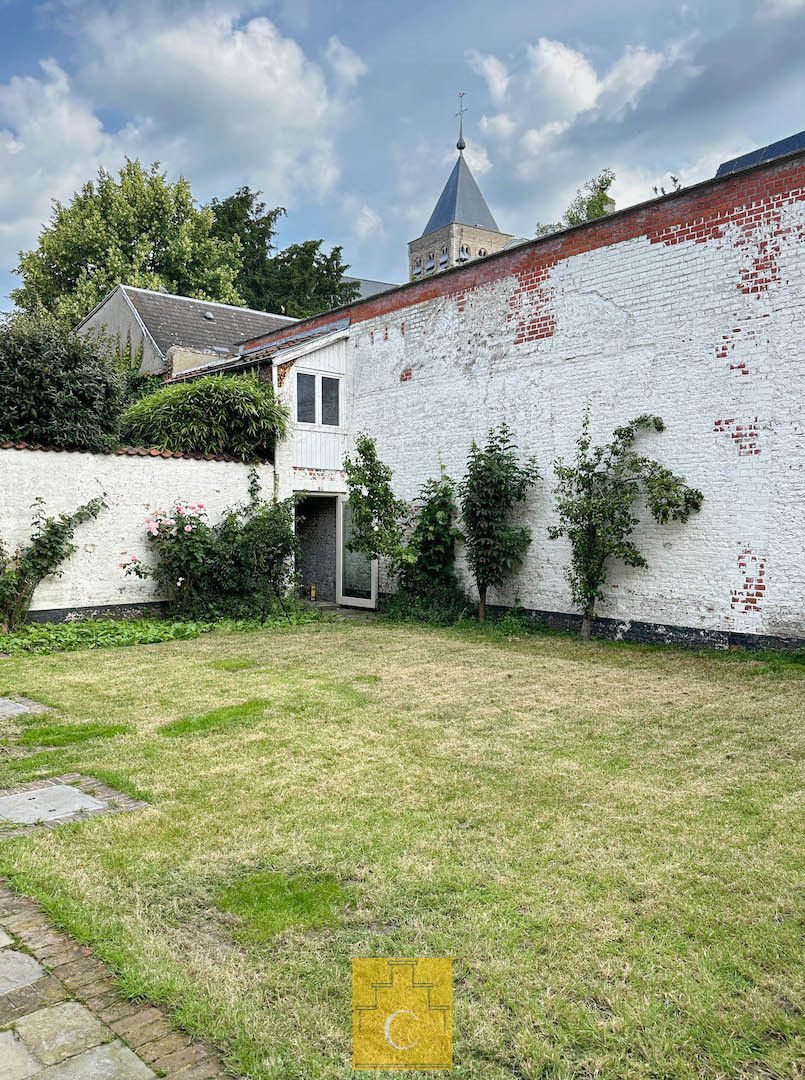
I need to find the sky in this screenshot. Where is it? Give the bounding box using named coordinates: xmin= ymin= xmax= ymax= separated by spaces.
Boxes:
xmin=0 ymin=0 xmax=804 ymax=311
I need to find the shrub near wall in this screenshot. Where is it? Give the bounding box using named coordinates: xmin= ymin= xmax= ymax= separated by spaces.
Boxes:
xmin=0 ymin=315 xmax=122 ymax=451
xmin=120 ymin=375 xmax=288 ymax=462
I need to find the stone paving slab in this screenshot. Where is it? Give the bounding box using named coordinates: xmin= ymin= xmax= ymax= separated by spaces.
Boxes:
xmin=0 ymin=788 xmax=107 ymax=826
xmin=15 ymin=1002 xmax=112 ymax=1065
xmin=0 ymin=778 xmax=149 ymax=839
xmin=0 ymin=1029 xmax=40 ymax=1080
xmin=0 ymin=951 xmax=45 ymax=995
xmin=0 ymin=880 xmax=228 ymax=1078
xmin=0 ymin=698 xmax=51 ymax=721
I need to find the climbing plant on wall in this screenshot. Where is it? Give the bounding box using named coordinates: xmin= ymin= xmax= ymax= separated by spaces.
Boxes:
xmin=549 ymin=411 xmax=704 ymax=640
xmin=0 ymin=497 xmax=106 ymax=632
xmin=459 ymin=425 xmax=539 ymax=621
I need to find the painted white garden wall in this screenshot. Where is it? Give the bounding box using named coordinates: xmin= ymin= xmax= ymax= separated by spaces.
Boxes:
xmin=249 ymin=152 xmax=805 ymax=645
xmin=0 ymin=448 xmax=274 ymax=615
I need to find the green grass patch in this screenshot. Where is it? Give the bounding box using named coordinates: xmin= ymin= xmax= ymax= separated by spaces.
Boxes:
xmin=209 ymin=658 xmax=259 ymax=672
xmin=0 ymin=621 xmax=801 ymax=1079
xmin=0 ymin=619 xmax=212 ymax=656
xmin=159 ymin=699 xmax=269 ymax=738
xmin=18 ymin=721 xmax=130 ymax=747
xmin=216 ymin=871 xmax=351 ymax=942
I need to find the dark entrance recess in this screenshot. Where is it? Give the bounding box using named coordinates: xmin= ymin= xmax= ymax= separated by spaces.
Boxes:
xmin=295 ymin=496 xmax=337 ymax=603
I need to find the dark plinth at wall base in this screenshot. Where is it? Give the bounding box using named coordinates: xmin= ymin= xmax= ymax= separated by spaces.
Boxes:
xmin=26 ymin=601 xmax=168 ymax=624
xmin=486 ymin=605 xmax=804 ymax=652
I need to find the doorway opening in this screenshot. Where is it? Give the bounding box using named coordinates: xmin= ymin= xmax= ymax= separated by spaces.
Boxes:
xmin=295 ymin=495 xmax=337 ymax=603
xmin=295 ymin=494 xmax=378 ymax=609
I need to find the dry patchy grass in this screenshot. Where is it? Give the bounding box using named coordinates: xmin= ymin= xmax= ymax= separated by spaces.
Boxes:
xmin=0 ymin=621 xmax=802 ymax=1079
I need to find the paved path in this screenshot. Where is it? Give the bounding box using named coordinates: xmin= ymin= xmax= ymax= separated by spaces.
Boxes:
xmin=0 ymin=883 xmax=226 ymax=1079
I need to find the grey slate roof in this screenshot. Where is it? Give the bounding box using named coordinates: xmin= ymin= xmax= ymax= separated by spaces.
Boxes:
xmin=120 ymin=286 xmax=294 ymax=358
xmin=716 ymin=130 xmax=805 ymax=176
xmin=343 ymin=276 xmax=398 ymax=299
xmin=422 ymin=154 xmax=500 ymax=236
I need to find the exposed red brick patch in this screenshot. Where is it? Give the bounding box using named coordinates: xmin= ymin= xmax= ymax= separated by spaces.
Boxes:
xmin=400 ymin=368 xmax=412 ymax=383
xmin=508 ymin=263 xmax=557 ymax=344
xmin=713 ymin=417 xmax=761 ymax=455
xmin=731 ymin=547 xmax=767 ymax=612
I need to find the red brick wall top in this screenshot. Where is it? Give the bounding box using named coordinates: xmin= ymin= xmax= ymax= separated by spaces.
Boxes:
xmin=240 ymin=150 xmax=805 ymax=355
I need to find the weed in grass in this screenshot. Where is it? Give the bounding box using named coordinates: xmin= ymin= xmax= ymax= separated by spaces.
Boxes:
xmin=216 ymin=871 xmax=351 ymax=943
xmin=18 ymin=722 xmax=130 ymax=747
xmin=353 ymin=674 xmax=381 ymax=685
xmin=159 ymin=699 xmax=270 ymax=738
xmin=209 ymin=658 xmax=259 ymax=673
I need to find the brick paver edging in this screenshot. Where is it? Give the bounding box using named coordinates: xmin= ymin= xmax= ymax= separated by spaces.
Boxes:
xmin=0 ymin=880 xmax=228 ymax=1078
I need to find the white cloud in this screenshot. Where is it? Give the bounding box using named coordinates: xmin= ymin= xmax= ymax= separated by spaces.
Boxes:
xmin=465 ymin=49 xmax=509 ymax=104
xmin=525 ymin=38 xmax=600 ymax=119
xmin=354 ymin=202 xmax=384 ymax=240
xmin=325 ymin=35 xmax=368 ymax=88
xmin=0 ymin=2 xmax=367 ymax=304
xmin=467 ymin=34 xmax=683 ymax=181
xmin=479 ymin=112 xmax=516 ymax=139
xmin=758 ymin=0 xmax=805 ymax=16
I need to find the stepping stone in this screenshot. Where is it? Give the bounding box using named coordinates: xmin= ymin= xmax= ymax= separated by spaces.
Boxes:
xmin=0 ymin=786 xmax=106 ymax=825
xmin=14 ymin=1002 xmax=112 ymax=1066
xmin=0 ymin=1029 xmax=40 ymax=1080
xmin=32 ymin=1039 xmax=156 ymax=1079
xmin=0 ymin=929 xmax=12 ymax=948
xmin=0 ymin=949 xmax=44 ymax=995
xmin=0 ymin=698 xmax=32 ymax=719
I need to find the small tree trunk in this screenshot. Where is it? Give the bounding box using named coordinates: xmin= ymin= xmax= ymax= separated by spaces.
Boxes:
xmin=580 ymin=603 xmax=595 ymax=641
xmin=478 ymin=584 xmax=487 ymax=623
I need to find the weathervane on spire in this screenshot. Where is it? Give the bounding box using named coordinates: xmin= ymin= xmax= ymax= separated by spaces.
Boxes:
xmin=456 ymin=91 xmax=467 ymax=152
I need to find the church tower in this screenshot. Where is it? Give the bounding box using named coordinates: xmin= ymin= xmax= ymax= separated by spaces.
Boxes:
xmin=408 ymin=97 xmax=514 ymax=280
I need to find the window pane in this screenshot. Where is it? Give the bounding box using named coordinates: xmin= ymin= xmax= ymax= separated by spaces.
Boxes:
xmin=321 ymin=376 xmax=340 ymax=427
xmin=297 ymin=373 xmax=316 ymax=423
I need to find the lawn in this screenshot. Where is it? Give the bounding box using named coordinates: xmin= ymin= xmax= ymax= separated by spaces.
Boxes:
xmin=0 ymin=621 xmax=802 ymax=1079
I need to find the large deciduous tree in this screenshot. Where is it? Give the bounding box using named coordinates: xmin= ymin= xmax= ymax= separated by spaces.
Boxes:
xmin=210 ymin=186 xmax=360 ymax=317
xmin=12 ymin=160 xmax=243 ymax=325
xmin=459 ymin=424 xmax=539 ymax=621
xmin=549 ymin=412 xmax=704 ymax=640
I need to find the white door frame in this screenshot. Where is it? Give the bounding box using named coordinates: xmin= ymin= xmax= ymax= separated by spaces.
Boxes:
xmin=336 ymin=495 xmax=378 ymax=609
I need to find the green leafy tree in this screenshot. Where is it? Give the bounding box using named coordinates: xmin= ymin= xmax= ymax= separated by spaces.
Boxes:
xmin=119 ymin=374 xmax=288 ymax=462
xmin=0 ymin=314 xmax=123 ymax=451
xmin=0 ymin=497 xmax=105 ymax=632
xmin=459 ymin=424 xmax=539 ymax=621
xmin=343 ymin=434 xmax=410 ymax=567
xmin=537 ymin=168 xmax=615 ymax=237
xmin=549 ymin=412 xmax=704 ymax=640
xmin=209 ymin=187 xmax=285 ymax=310
xmin=210 ymin=186 xmax=360 ymax=317
xmin=12 ymin=160 xmax=243 ymax=324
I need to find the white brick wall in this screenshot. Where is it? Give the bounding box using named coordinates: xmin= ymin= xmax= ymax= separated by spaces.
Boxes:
xmin=0 ymin=450 xmax=275 ymax=615
xmin=340 ymin=195 xmax=805 ymax=641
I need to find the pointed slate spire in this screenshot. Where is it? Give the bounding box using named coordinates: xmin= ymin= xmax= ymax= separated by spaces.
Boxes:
xmin=421 ymin=156 xmax=501 ymax=236
xmin=421 ymin=93 xmax=501 ymax=237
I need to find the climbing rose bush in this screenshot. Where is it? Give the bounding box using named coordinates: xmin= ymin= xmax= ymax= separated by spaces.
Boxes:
xmin=122 ymin=475 xmax=298 ymax=620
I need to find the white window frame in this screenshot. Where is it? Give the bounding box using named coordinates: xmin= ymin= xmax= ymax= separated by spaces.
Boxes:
xmin=295 ymin=368 xmax=343 ymax=431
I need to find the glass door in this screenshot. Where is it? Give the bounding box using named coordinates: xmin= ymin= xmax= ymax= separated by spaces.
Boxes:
xmin=336 ymin=497 xmax=378 ymax=608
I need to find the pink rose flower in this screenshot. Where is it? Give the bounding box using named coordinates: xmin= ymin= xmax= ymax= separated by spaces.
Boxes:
xmin=184 ymin=524 xmax=192 ymax=532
